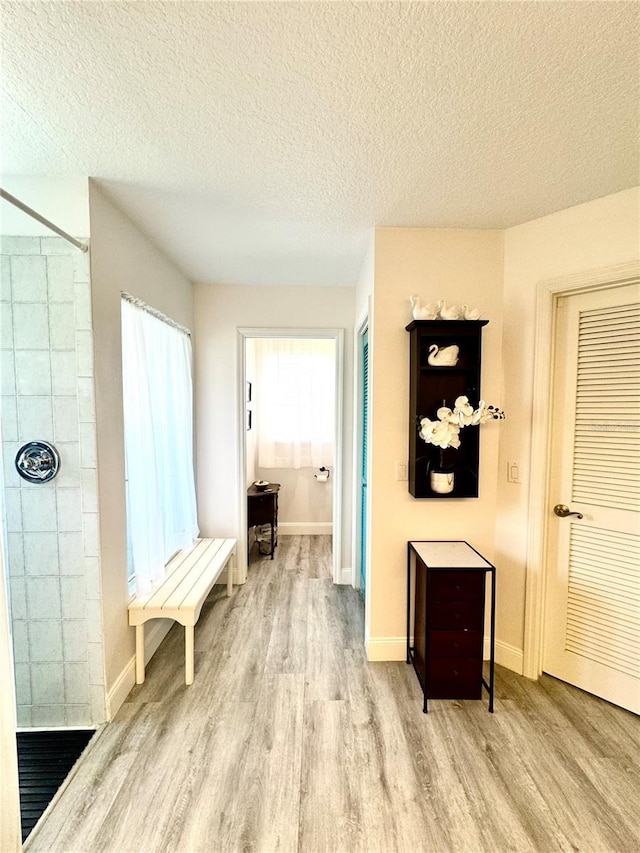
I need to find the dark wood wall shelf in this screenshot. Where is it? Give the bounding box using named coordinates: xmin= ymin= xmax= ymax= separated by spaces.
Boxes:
xmin=406 ymin=319 xmax=488 ymax=498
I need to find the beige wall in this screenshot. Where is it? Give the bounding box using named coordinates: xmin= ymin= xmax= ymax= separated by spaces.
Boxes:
xmin=194 ymin=284 xmax=355 ymax=570
xmin=369 ymin=228 xmax=504 ymax=659
xmin=88 ymin=182 xmax=194 ymax=696
xmin=498 ymin=187 xmax=640 ymax=662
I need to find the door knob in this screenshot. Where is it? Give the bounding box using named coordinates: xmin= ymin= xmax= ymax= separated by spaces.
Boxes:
xmin=554 ymin=504 xmax=583 ymax=519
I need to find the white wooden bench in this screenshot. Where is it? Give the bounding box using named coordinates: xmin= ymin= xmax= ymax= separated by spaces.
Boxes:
xmin=128 ymin=537 xmax=237 ymax=685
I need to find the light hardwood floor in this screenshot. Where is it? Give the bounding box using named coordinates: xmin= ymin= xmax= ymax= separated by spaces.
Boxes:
xmin=27 ymin=536 xmax=640 ymax=853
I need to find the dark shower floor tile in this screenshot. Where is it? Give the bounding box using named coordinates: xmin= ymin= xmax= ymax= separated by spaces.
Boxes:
xmin=17 ymin=728 xmax=94 ymax=842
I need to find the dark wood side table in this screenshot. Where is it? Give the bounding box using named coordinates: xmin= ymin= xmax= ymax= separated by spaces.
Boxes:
xmin=247 ymin=483 xmax=280 ymax=562
xmin=407 ymin=540 xmax=496 ymax=713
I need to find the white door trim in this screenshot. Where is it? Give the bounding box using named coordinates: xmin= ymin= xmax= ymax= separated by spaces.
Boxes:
xmin=523 ymin=260 xmax=640 ymax=679
xmin=237 ymin=327 xmax=344 ymax=585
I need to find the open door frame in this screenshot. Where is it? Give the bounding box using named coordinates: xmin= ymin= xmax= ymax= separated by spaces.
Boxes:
xmin=237 ymin=327 xmax=345 ymax=585
xmin=523 ymin=260 xmax=640 ymax=679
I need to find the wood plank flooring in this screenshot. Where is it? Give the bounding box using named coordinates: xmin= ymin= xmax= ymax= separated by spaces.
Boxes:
xmin=26 ymin=536 xmax=640 ymax=853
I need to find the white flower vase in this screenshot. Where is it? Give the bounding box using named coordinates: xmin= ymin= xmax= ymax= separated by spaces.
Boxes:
xmin=430 ymin=468 xmax=454 ymax=494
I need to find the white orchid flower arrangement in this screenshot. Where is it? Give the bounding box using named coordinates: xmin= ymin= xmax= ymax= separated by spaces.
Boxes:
xmin=419 ymin=396 xmax=505 ymax=463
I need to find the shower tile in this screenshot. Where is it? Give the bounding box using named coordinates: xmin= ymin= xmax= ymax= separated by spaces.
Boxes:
xmin=53 ymin=396 xmax=79 ymax=442
xmin=32 ymin=704 xmax=66 ymax=727
xmin=30 ymin=662 xmax=65 ymax=704
xmin=55 ymin=441 xmax=81 ymax=488
xmin=9 ymin=577 xmax=27 ymax=620
xmin=51 ymin=350 xmax=78 ymax=396
xmin=3 ymin=442 xmax=21 ymax=488
xmin=1 ymin=236 xmax=40 ymax=255
xmin=74 ymin=251 xmax=90 ymax=283
xmin=58 ymin=532 xmax=84 ymax=574
xmin=87 ymin=642 xmax=104 ymax=685
xmin=74 ymin=281 xmax=92 ymax=330
xmin=85 ymin=557 xmax=102 ymax=600
xmin=17 ymin=395 xmax=53 ymax=441
xmin=1 ymin=255 xmax=11 ymax=300
xmin=80 ymin=422 xmax=97 ymax=468
xmin=76 ymin=330 xmax=94 ymax=378
xmin=11 ymin=255 xmax=47 ymax=302
xmin=29 ymin=620 xmax=63 ymax=662
xmin=7 ymin=532 xmax=25 ymax=576
xmin=14 ymin=663 xmax=32 ymax=704
xmin=57 ymin=488 xmax=83 ymax=532
xmin=46 ymin=255 xmax=75 ymax=302
xmin=81 ymin=467 xmax=98 ymax=512
xmin=41 ymin=237 xmax=74 ymax=257
xmin=63 ymin=620 xmax=88 ymax=662
xmin=49 ymin=302 xmax=76 ymax=349
xmin=4 ymin=488 xmax=22 ymax=532
xmin=26 ymin=576 xmax=61 ymax=620
xmin=90 ymin=684 xmax=106 ymax=722
xmin=22 ymin=488 xmax=57 ymax=532
xmin=13 ymin=303 xmax=50 ymax=350
xmin=15 ymin=350 xmax=52 ymax=396
xmin=66 ymin=705 xmax=91 ymax=726
xmin=16 ymin=706 xmax=33 ymax=727
xmin=1 ymin=350 xmax=16 ymax=395
xmin=24 ymin=532 xmax=60 ymax=576
xmin=60 ymin=575 xmax=87 ymax=620
xmin=1 ymin=395 xmax=18 ymax=440
xmin=86 ymin=599 xmax=102 ymax=643
xmin=11 ymin=619 xmax=29 ymax=663
xmin=64 ymin=662 xmax=90 ymax=704
xmin=0 ymin=302 xmax=13 ymax=348
xmin=82 ymin=512 xmax=100 ymax=558
xmin=77 ymin=377 xmax=96 ymax=423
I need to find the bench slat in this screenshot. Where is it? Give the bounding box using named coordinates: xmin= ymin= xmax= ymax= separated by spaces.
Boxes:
xmin=163 ymin=538 xmax=236 ymax=611
xmin=129 ymin=538 xmax=223 ymax=613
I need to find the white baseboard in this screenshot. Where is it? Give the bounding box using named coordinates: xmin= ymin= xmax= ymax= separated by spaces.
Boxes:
xmin=367 ymin=635 xmax=524 ymax=673
xmin=366 ymin=637 xmax=407 ymax=661
xmin=278 ymin=522 xmax=333 ymax=535
xmin=338 ymin=566 xmax=352 ymax=585
xmin=492 ymin=638 xmax=524 ymax=675
xmin=106 ymin=619 xmax=172 ymax=720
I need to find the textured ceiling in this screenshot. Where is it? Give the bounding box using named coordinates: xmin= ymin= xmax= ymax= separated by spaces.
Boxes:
xmin=1 ymin=1 xmax=638 ymax=286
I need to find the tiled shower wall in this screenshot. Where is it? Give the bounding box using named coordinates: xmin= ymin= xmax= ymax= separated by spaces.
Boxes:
xmin=0 ymin=236 xmax=105 ymax=727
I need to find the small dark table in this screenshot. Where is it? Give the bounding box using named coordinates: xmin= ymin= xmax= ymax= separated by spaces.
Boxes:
xmin=407 ymin=540 xmax=496 ymax=713
xmin=247 ymin=483 xmax=280 ymax=562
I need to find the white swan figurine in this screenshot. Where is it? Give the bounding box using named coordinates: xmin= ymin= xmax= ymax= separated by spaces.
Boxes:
xmin=437 ymin=300 xmax=460 ymax=320
xmin=427 ymin=344 xmax=459 ymax=366
xmin=410 ymin=295 xmax=438 ymax=320
xmin=461 ymin=304 xmax=481 ymax=320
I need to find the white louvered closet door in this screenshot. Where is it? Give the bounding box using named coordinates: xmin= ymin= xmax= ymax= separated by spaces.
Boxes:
xmin=543 ymin=282 xmax=640 ymax=714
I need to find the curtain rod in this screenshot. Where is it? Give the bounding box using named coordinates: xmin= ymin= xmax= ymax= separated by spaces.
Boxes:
xmin=0 ymin=187 xmax=89 ymax=253
xmin=121 ymin=291 xmax=191 ymax=337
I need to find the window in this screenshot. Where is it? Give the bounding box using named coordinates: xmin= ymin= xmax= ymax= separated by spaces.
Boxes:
xmin=121 ymin=296 xmax=198 ymax=595
xmin=255 ymin=338 xmax=335 ymax=469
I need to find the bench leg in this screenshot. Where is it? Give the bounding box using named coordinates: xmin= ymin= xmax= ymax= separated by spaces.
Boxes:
xmin=227 ymin=552 xmax=236 ymax=597
xmin=135 ymin=624 xmax=145 ymax=684
xmin=185 ymin=624 xmax=195 ymax=685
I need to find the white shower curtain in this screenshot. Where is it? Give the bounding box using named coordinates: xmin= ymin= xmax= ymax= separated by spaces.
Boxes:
xmin=122 ymin=298 xmax=198 ymax=596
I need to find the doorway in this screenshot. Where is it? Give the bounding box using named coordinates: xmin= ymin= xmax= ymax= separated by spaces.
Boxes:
xmin=238 ymin=328 xmax=344 ymax=585
xmin=524 ymin=262 xmax=640 ymax=713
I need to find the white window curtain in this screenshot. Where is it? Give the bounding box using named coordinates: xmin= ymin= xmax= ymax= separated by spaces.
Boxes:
xmin=256 ymin=338 xmax=335 ymax=469
xmin=121 ymin=297 xmax=198 ymax=596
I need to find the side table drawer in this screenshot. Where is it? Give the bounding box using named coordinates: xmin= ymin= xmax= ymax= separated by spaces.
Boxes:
xmin=427 ymin=658 xmax=483 ymax=699
xmin=429 ymin=630 xmax=482 ymax=659
xmin=429 ymin=572 xmax=484 ymax=602
xmin=428 ymin=600 xmax=483 ymax=631
xmin=248 ymin=495 xmax=276 ymax=526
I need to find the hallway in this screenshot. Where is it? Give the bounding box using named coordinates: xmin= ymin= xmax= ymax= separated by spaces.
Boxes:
xmin=26 ymin=537 xmax=640 ymax=852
